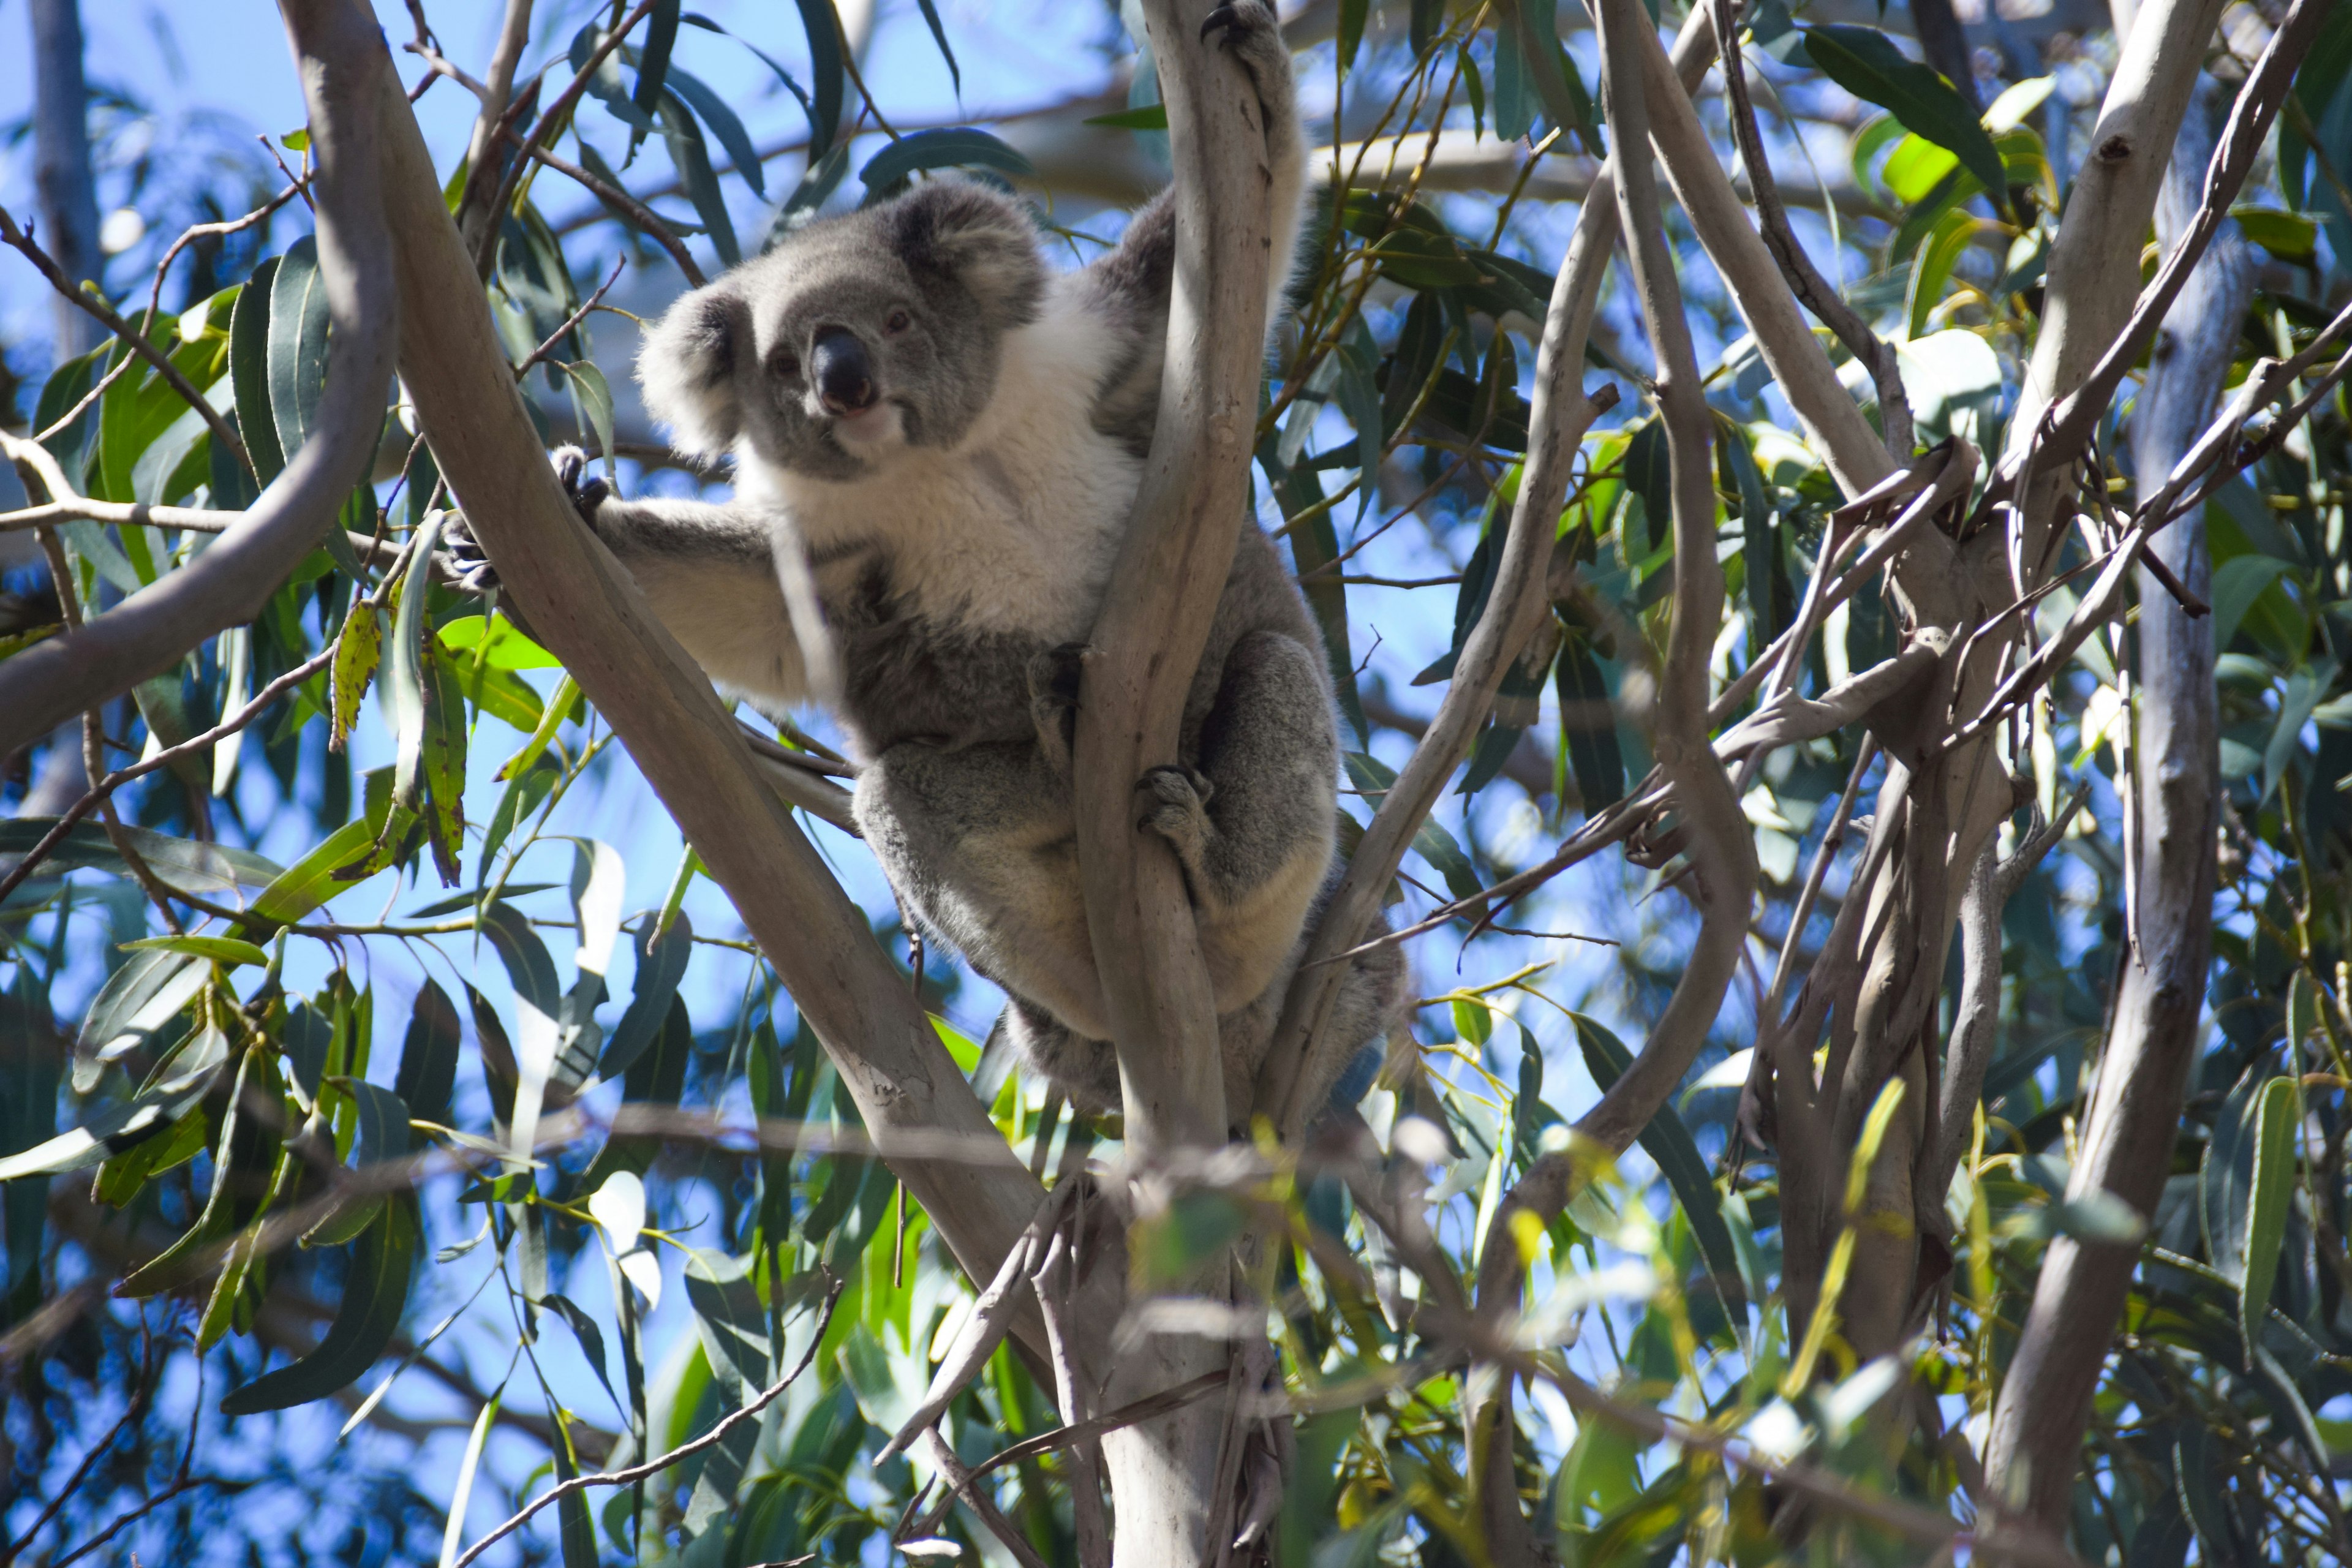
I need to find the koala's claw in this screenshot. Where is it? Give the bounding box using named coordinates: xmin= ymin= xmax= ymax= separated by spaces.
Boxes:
xmin=442 ymin=512 xmax=500 ymax=597
xmin=551 ymin=445 xmax=611 ymax=525
xmin=1136 ymin=764 xmax=1215 ymax=863
xmin=1200 ymin=1 xmax=1270 ymax=44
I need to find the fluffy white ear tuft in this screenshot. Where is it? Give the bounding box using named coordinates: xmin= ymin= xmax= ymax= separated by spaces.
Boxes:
xmin=636 ymin=285 xmax=749 ymax=461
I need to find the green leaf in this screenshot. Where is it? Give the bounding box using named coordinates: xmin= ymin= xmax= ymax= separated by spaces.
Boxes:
xmin=481 ymin=901 xmax=562 ymax=1164
xmin=123 ymin=1035 xmax=273 ymax=1300
xmin=395 ymin=978 xmax=462 ymax=1125
xmin=72 ymin=949 xmax=207 ymax=1091
xmin=654 ymin=88 xmax=739 ymax=268
xmin=230 ymin=259 xmax=284 ymax=483
xmin=598 ymin=913 xmax=693 ymax=1081
xmin=1804 ymin=26 xmax=2008 ymax=211
xmin=2240 ymin=1076 xmax=2299 ymax=1365
xmin=793 ymin=0 xmax=845 ymax=163
xmin=306 ymin=1080 xmax=415 ymax=1248
xmin=332 ymin=604 xmax=383 ymax=753
xmin=267 ymin=235 xmax=334 ymax=465
xmin=119 ymin=934 xmax=272 ymax=968
xmin=858 ymin=128 xmax=1036 ymax=196
xmin=1573 ymin=1014 xmax=1744 ymax=1304
xmin=1339 ymin=0 xmax=1368 ymax=69
xmin=482 ymin=754 xmax=560 ymax=870
xmin=0 ymin=1023 xmax=229 ymax=1183
xmin=586 ymin=995 xmax=695 ymax=1185
xmin=1343 ymin=752 xmax=1482 ymax=899
xmin=632 ymin=1 xmax=684 ymax=138
xmin=682 ymin=1248 xmax=772 ymax=1532
xmin=220 ymin=1193 xmax=418 ymax=1414
xmin=419 ymin=645 xmax=469 ymax=885
xmin=1556 ymin=636 xmax=1624 ymax=812
xmin=1621 ymin=420 xmax=1672 ymax=552
xmin=91 ymin=1103 xmax=208 ymax=1208
xmin=1905 ymin=208 xmax=1977 ymax=342
xmin=1084 ymin=103 xmax=1169 ymax=130
xmin=570 ymin=20 xmax=656 ymax=133
xmin=382 ymin=512 xmax=445 ymax=819
xmin=245 ymin=816 xmax=379 ymax=929
xmin=561 ymin=359 xmax=618 ymax=477
xmin=0 ymin=820 xmax=283 ymax=899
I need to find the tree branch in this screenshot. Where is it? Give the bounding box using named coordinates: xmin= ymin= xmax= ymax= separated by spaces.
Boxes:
xmin=0 ymin=2 xmax=392 ymax=764
xmin=0 ymin=205 xmax=252 ymax=478
xmin=342 ymin=0 xmax=1054 ymax=1321
xmin=1994 ymin=0 xmax=2324 ymax=507
xmin=1626 ymin=9 xmax=1896 ymax=500
xmin=1983 ymin=66 xmax=2250 ymax=1530
xmin=1463 ymin=1 xmax=1758 ymax=1554
xmin=450 ymin=1275 xmax=843 ymax=1568
xmin=1254 ymin=7 xmax=1721 ymax=1137
xmin=1709 ymin=0 xmax=1913 ymax=457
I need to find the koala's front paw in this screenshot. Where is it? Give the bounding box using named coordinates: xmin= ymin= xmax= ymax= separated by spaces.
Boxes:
xmin=442 ymin=511 xmax=500 ymax=597
xmin=1136 ymin=763 xmax=1215 ymax=872
xmin=551 ymin=445 xmax=611 ymax=528
xmin=1028 ymin=642 xmax=1088 ymax=777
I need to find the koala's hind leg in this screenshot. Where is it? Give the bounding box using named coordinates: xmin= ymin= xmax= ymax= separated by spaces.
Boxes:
xmin=854 ymin=739 xmax=1111 ymax=1041
xmin=1138 ymin=629 xmax=1336 ymax=1012
xmin=1001 ymin=999 xmax=1123 ymax=1115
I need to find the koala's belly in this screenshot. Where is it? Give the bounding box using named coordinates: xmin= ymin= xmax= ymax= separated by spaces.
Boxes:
xmin=826 ymin=601 xmax=1041 ymax=757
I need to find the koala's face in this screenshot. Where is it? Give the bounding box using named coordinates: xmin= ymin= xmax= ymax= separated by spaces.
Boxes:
xmin=638 ymin=181 xmax=1047 ymax=482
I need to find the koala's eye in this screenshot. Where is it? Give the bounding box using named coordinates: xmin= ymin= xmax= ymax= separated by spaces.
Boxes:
xmin=883 ymin=309 xmax=913 ymax=336
xmin=770 ymin=349 xmax=802 ymax=380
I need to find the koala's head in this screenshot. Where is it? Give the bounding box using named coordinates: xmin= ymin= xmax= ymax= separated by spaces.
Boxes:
xmin=637 ymin=181 xmax=1047 ymax=481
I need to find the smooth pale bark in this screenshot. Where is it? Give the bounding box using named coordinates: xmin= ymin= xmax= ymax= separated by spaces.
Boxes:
xmin=0 ymin=2 xmax=396 ymax=764
xmin=1068 ymin=0 xmax=1287 ymax=1557
xmin=1828 ymin=0 xmax=2227 ymax=1367
xmin=1983 ymin=80 xmax=2245 ymax=1533
xmin=331 ymin=2 xmax=1057 ymax=1338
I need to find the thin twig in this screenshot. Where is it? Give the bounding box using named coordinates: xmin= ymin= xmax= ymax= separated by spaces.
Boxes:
xmin=501 ymin=128 xmax=707 ymax=287
xmin=0 ymin=206 xmax=252 ymax=477
xmin=450 ymin=1275 xmax=844 ymax=1568
xmin=1708 ymin=0 xmax=1911 ymax=456
xmin=475 ymin=0 xmax=660 ymax=281
xmin=514 ymin=255 xmax=628 ymax=379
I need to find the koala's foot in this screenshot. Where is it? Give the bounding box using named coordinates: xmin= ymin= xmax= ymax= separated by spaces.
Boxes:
xmin=442 ymin=511 xmax=499 ymax=597
xmin=1200 ymin=2 xmax=1293 ymax=124
xmin=1137 ymin=763 xmax=1216 ymax=878
xmin=550 ymin=444 xmax=611 ymax=526
xmin=1027 ymin=642 xmax=1088 ymax=778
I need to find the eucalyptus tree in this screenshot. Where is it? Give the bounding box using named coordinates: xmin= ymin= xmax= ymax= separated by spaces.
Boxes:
xmin=5 ymin=0 xmax=2352 ymax=1564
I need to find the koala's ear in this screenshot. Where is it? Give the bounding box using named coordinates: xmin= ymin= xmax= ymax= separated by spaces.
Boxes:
xmin=637 ymin=285 xmax=752 ymax=461
xmin=888 ymin=181 xmax=1046 ymax=325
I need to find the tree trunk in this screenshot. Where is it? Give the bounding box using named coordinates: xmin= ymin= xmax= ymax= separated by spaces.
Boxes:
xmin=29 ymin=0 xmax=102 ymax=360
xmin=18 ymin=0 xmax=102 ymax=814
xmin=1981 ymin=75 xmax=2244 ymax=1536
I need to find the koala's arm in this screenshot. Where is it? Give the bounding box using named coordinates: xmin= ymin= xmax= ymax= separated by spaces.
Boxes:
xmin=1083 ymin=0 xmax=1307 ymax=454
xmin=586 ymin=496 xmax=810 ymax=713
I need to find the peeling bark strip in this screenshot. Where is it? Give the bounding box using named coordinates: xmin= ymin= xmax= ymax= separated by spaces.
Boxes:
xmin=0 ymin=0 xmax=392 ymax=762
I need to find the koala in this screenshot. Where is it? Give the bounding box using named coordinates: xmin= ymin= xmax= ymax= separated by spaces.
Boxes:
xmin=456 ymin=2 xmax=1401 ymax=1125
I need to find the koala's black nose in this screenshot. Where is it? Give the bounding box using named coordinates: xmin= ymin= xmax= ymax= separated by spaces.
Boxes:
xmin=810 ymin=327 xmax=877 ymax=416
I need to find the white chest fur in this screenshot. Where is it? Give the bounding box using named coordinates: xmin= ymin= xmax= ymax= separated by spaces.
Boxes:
xmin=744 ymin=285 xmax=1143 ymax=644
